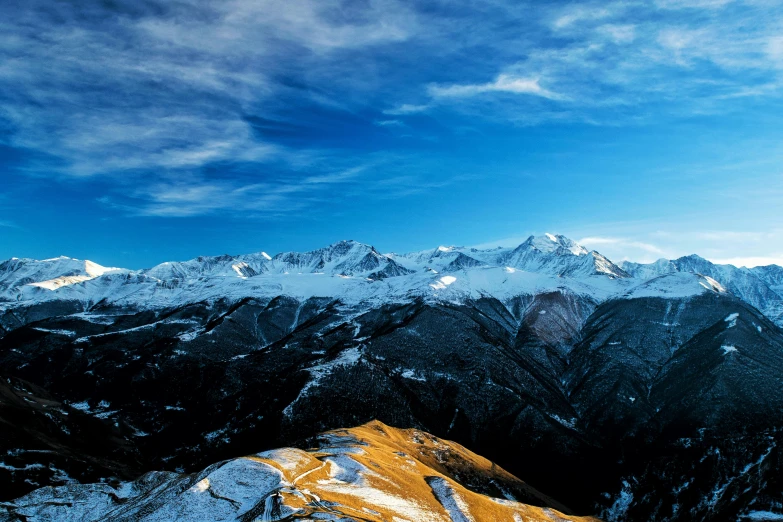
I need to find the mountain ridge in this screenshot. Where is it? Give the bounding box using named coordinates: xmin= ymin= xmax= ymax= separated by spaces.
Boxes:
xmin=2 ymin=234 xmax=781 ymax=329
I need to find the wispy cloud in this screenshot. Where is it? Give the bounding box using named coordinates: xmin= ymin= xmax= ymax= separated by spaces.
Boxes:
xmin=710 ymin=255 xmax=783 ymax=268
xmin=382 ymin=104 xmax=430 ymax=116
xmin=103 ymin=164 xmax=374 ymax=217
xmin=579 ymin=236 xmax=666 ymax=255
xmin=373 ymin=119 xmax=405 ymax=127
xmin=428 ymin=74 xmax=563 ymax=100
xmin=655 ymin=0 xmax=735 ymax=9
xmin=572 ymin=227 xmax=783 ymax=267
xmin=551 ymin=5 xmax=621 ymax=29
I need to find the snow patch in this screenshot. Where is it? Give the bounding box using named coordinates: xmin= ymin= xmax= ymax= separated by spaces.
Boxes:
xmin=701 ymin=275 xmax=726 ymax=293
xmin=190 ymin=478 xmax=210 ymax=493
xmin=31 ymin=327 xmax=76 ymax=337
xmin=725 ymin=313 xmax=739 ymax=328
xmin=400 ymin=369 xmax=427 ymax=382
xmin=427 ymin=476 xmax=475 ymax=522
xmin=743 ymin=511 xmax=783 ymax=520
xmin=549 ymin=414 xmax=576 ymax=429
xmin=231 ymin=263 xmax=249 ymax=278
xmin=430 ymin=275 xmax=457 ymax=290
xmin=721 ymin=345 xmax=738 ymax=355
xmin=603 ymin=480 xmax=634 ymax=522
xmin=69 ymin=401 xmax=91 ymax=412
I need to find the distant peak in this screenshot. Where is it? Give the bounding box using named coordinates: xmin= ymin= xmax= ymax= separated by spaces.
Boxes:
xmin=520 ymin=234 xmax=589 ymax=256
xmin=42 ymin=255 xmax=77 ymax=262
xmin=325 ymin=239 xmax=370 ymax=251
xmin=678 ymin=254 xmax=708 ymax=262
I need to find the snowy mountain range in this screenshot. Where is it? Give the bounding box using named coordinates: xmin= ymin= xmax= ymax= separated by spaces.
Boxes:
xmin=2 ymin=234 xmax=781 ymax=328
xmin=3 ymin=234 xmax=783 ymax=521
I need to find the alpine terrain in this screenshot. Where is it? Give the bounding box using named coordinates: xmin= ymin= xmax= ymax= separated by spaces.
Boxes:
xmin=2 ymin=234 xmax=783 ymax=521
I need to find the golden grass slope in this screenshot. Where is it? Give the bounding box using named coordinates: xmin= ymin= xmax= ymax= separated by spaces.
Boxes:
xmin=254 ymin=420 xmax=600 ymax=522
xmin=2 ymin=420 xmax=601 ymax=521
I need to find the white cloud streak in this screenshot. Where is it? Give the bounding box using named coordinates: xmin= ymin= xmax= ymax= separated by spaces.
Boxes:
xmin=428 ymin=74 xmax=563 ymax=100
xmin=710 ymin=255 xmax=783 ymax=267
xmin=112 ymin=165 xmax=373 ymax=217
xmin=578 ymin=236 xmax=666 ymax=255
xmin=382 ymin=104 xmax=430 ymax=115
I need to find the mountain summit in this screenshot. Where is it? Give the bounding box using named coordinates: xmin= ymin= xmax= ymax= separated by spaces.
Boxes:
xmin=503 ymin=234 xmax=629 ymax=278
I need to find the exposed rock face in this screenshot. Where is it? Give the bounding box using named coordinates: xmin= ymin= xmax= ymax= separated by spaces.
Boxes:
xmin=1 ymin=421 xmax=599 ymax=522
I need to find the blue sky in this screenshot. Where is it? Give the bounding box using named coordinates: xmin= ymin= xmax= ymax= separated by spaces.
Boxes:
xmin=1 ymin=0 xmax=783 ymax=268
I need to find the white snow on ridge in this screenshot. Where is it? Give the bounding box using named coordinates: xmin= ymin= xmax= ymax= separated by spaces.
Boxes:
xmin=28 ymin=275 xmax=95 ymax=290
xmin=1 ymin=258 xmax=632 ymax=315
xmin=623 ymin=272 xmax=726 ymax=299
xmin=427 ymin=476 xmax=476 ymax=522
xmin=430 ymin=275 xmax=457 ymax=290
xmin=2 ymin=234 xmax=781 ymax=325
xmin=526 ymin=234 xmax=588 ymax=257
xmin=4 ymin=257 xmax=125 ymax=292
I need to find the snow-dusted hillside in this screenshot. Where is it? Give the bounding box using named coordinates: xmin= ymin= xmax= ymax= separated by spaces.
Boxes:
xmin=3 ymin=421 xmax=596 ymax=522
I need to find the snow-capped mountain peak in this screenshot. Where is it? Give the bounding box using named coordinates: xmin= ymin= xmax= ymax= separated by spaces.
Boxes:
xmin=0 ymin=256 xmax=123 ymax=293
xmin=145 ymin=253 xmax=271 ymax=280
xmin=530 ymin=233 xmax=589 ymax=256
xmin=503 ymin=235 xmax=627 ymax=278
xmin=271 ymin=240 xmax=411 ymax=279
